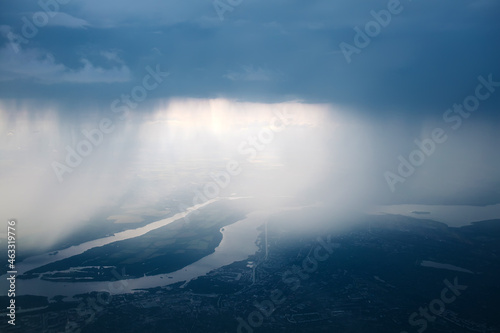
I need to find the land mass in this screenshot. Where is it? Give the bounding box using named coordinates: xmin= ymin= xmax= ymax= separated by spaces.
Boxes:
xmin=20 ymin=200 xmax=248 ymax=281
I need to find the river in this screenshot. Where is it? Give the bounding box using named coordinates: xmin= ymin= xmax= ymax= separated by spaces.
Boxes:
xmin=1 ymin=200 xmax=302 ymax=299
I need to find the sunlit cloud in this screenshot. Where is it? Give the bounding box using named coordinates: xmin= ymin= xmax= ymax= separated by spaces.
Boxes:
xmin=0 ymin=99 xmax=337 ymax=250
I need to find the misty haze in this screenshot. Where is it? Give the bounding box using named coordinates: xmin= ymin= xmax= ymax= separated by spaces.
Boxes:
xmin=1 ymin=1 xmax=500 ymax=332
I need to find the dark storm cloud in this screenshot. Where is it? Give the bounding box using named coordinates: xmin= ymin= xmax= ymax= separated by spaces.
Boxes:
xmin=0 ymin=0 xmax=499 ymax=118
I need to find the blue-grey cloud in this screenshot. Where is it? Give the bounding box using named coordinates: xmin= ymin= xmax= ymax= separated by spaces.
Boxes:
xmin=0 ymin=0 xmax=498 ymax=120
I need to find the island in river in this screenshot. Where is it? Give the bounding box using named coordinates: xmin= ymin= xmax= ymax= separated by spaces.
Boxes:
xmin=20 ymin=199 xmax=248 ymax=281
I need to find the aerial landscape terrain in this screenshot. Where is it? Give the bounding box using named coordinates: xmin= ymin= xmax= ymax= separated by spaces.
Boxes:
xmin=1 ymin=0 xmax=500 ymax=332
xmin=2 ymin=200 xmax=500 ymax=332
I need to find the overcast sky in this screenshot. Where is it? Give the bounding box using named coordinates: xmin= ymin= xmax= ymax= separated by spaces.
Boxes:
xmin=0 ymin=0 xmax=499 ymax=117
xmin=1 ymin=1 xmax=500 ymax=250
